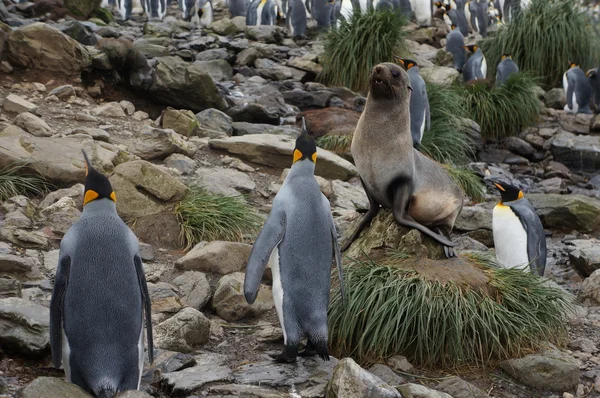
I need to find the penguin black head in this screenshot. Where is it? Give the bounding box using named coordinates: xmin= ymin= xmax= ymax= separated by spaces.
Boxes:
xmin=394 ymin=56 xmax=418 ymax=71
xmin=489 ymin=179 xmax=523 ymax=203
xmin=587 ymin=69 xmax=598 ymax=79
xmin=82 ymin=150 xmax=116 ymax=206
xmin=369 ymin=63 xmax=412 ymax=100
xmin=568 ymin=61 xmax=578 ymax=69
xmin=501 ymin=54 xmax=512 ymax=60
xmin=293 ymin=118 xmax=317 ymax=164
xmin=450 ymin=23 xmax=457 ymax=30
xmin=462 ymin=45 xmax=478 ymax=53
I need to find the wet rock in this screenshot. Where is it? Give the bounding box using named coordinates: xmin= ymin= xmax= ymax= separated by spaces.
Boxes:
xmin=13 ymin=112 xmax=52 ymax=137
xmin=435 ymin=377 xmax=490 ymax=398
xmin=148 ymin=282 xmax=183 ymax=313
xmin=227 ymin=103 xmax=280 ymax=125
xmin=193 ymin=60 xmax=233 ymax=82
xmin=164 ymin=153 xmax=196 ymax=175
xmin=0 ymin=297 xmax=49 ymax=356
xmin=420 ymin=66 xmax=459 ymax=85
xmin=234 ymin=356 xmax=337 ymax=387
xmin=567 ymin=239 xmax=600 ymax=277
xmin=209 ymin=134 xmax=357 ymax=181
xmin=551 ymin=131 xmax=600 ymax=173
xmin=245 ymin=25 xmax=284 ymax=44
xmin=176 ymin=241 xmax=252 ymax=275
xmin=0 ymin=253 xmax=43 ymax=281
xmin=326 ymin=358 xmax=401 ymax=398
xmin=397 ymin=384 xmax=452 ymax=398
xmin=161 ymin=353 xmax=232 ymax=395
xmin=3 ymin=94 xmax=37 ymax=114
xmin=128 ymin=126 xmax=197 ymax=160
xmin=213 ymin=272 xmax=273 ymax=322
xmin=558 ymin=112 xmax=593 ymax=134
xmin=154 ymin=307 xmax=210 ymax=353
xmin=92 ymin=102 xmax=127 ymax=118
xmin=544 ymin=88 xmax=566 ymax=109
xmin=7 ymin=23 xmax=90 ymax=75
xmin=498 ymin=349 xmax=579 ymax=392
xmin=172 ymin=271 xmax=211 ymax=310
xmin=195 ymin=108 xmax=233 ymax=138
xmin=367 ymin=364 xmax=407 ymax=387
xmin=19 ymin=377 xmax=91 ymax=398
xmin=153 ymin=349 xmax=197 ymax=374
xmin=160 ymin=108 xmax=199 ymax=137
xmin=195 ymin=167 xmax=256 ymax=196
xmin=282 ymin=89 xmax=333 ymax=110
xmin=528 ymin=194 xmax=600 ymax=233
xmin=579 ymin=269 xmax=600 ymax=306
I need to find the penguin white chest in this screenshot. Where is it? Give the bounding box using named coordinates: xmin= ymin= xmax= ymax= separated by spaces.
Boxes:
xmin=257 ymin=0 xmax=266 ymax=24
xmin=61 ymin=327 xmax=72 ymax=382
xmin=493 ymin=205 xmax=529 ymax=270
xmin=269 ymin=246 xmax=287 ymax=343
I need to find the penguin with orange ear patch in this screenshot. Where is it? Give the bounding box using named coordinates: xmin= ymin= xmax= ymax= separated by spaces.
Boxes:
xmin=50 ymin=150 xmax=153 ymax=397
xmin=462 ymin=44 xmax=486 ymax=82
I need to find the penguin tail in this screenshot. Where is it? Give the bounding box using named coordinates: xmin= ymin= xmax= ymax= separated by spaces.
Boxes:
xmin=95 ymin=386 xmax=117 ymax=398
xmin=311 ymin=338 xmax=330 ymax=361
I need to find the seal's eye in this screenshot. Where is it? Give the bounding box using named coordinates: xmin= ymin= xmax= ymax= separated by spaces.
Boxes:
xmin=391 ymin=70 xmax=400 ymax=78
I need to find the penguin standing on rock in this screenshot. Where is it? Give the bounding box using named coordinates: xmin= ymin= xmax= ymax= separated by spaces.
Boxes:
xmin=563 ymin=62 xmax=593 ymax=114
xmin=462 ymin=44 xmax=486 ymax=82
xmin=50 ymin=151 xmax=153 ymax=397
xmin=445 ymin=25 xmax=467 ymax=72
xmin=490 ymin=179 xmax=546 ymax=276
xmin=395 ymin=56 xmax=430 ymax=149
xmin=244 ymin=119 xmax=344 ymax=364
xmin=495 ymin=54 xmax=519 ymax=86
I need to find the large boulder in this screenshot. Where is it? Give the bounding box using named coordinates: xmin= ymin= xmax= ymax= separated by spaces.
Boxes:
xmin=148 ymin=56 xmax=226 ymax=112
xmin=154 ymin=307 xmax=210 ymax=353
xmin=579 ymin=269 xmax=600 ymax=306
xmin=209 ymin=134 xmax=357 ymax=181
xmin=7 ymin=23 xmax=90 ymax=75
xmin=19 ymin=377 xmax=92 ymax=398
xmin=567 ymin=239 xmax=600 ymax=277
xmin=0 ymin=253 xmax=43 ymax=281
xmin=175 ymin=241 xmax=252 ymax=274
xmin=161 ymin=108 xmax=199 ymax=137
xmin=527 ymin=194 xmax=600 ymax=233
xmin=0 ymin=297 xmax=49 ymax=356
xmin=299 ymin=108 xmax=360 ymax=139
xmin=128 ymin=126 xmax=197 ymax=160
xmin=172 ymin=271 xmax=211 ymax=310
xmin=326 ymin=358 xmax=402 ymax=398
xmin=213 ymin=272 xmax=273 ymax=322
xmin=551 ymin=131 xmax=600 ymax=174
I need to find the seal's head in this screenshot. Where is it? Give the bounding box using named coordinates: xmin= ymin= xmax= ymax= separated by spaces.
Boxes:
xmin=369 ymin=63 xmax=412 ymax=101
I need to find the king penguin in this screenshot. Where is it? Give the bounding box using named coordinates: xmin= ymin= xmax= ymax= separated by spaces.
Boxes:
xmin=409 ymin=0 xmax=432 ymax=26
xmin=495 ymin=54 xmax=519 ymax=86
xmin=563 ymin=62 xmax=593 ymax=115
xmin=287 ymin=0 xmax=307 ymax=38
xmin=445 ymin=25 xmax=467 ymax=72
xmin=141 ymin=0 xmax=167 ymax=20
xmin=490 ymin=179 xmax=546 ymax=276
xmin=462 ymin=44 xmax=486 ymax=82
xmin=244 ymin=119 xmax=344 ymax=364
xmin=50 ymin=151 xmax=153 ymax=397
xmin=587 ymin=66 xmax=600 ymax=113
xmin=246 ymin=0 xmax=277 ymax=25
xmin=229 ymin=0 xmax=249 ymax=17
xmin=395 ymin=56 xmax=430 ymax=149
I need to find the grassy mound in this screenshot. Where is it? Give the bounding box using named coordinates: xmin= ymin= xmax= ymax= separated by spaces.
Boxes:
xmin=316 ymin=134 xmax=353 ymax=157
xmin=443 ymin=164 xmax=486 ymax=202
xmin=175 ymin=186 xmax=263 ymax=250
xmin=320 ymin=9 xmax=407 ymax=93
xmin=328 ymin=252 xmax=573 ymax=368
xmin=453 ymin=73 xmax=541 ymax=139
xmin=0 ymin=162 xmax=49 ymax=201
xmin=479 ymin=0 xmax=600 ymax=88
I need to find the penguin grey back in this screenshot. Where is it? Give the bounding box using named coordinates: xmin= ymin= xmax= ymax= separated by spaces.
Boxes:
xmin=474 ymin=0 xmax=487 ymax=37
xmin=288 ymin=0 xmax=308 ymax=37
xmin=506 ymin=198 xmax=547 ymax=276
xmin=463 ymin=48 xmax=485 ymax=82
xmin=566 ymin=66 xmax=593 ymax=114
xmin=229 ymin=0 xmax=249 ymax=16
xmin=588 ymin=67 xmax=600 ymax=112
xmin=407 ymin=66 xmax=430 ymax=147
xmin=495 ymin=56 xmax=518 ymax=86
xmin=446 ymin=28 xmax=466 ymax=72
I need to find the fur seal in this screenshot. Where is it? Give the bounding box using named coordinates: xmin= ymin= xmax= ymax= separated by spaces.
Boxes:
xmin=342 ymin=63 xmax=464 ymax=258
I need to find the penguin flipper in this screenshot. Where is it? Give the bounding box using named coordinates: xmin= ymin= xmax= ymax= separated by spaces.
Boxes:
xmin=508 ymin=200 xmax=547 ymax=277
xmin=566 ymin=74 xmax=574 ymax=111
xmin=425 ymin=92 xmax=431 ymax=132
xmin=134 ymin=255 xmax=154 ymax=364
xmin=244 ymin=209 xmax=286 ymax=304
xmin=325 ymin=198 xmax=345 ymax=306
xmin=50 ymin=255 xmax=71 ymax=369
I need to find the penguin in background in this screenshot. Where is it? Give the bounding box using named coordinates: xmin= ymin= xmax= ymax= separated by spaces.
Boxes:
xmin=462 ymin=44 xmax=486 ymax=82
xmin=50 ymin=151 xmax=153 ymax=397
xmin=115 ymin=0 xmax=132 ymax=20
xmin=443 ymin=8 xmax=468 ymax=36
xmin=141 ymin=0 xmax=167 ymax=20
xmin=563 ymin=62 xmax=593 ymax=114
xmin=446 ymin=24 xmax=467 ymax=72
xmin=312 ymin=0 xmax=335 ymax=29
xmin=181 ymin=0 xmax=213 ymax=26
xmin=587 ymin=67 xmax=600 ymax=113
xmin=495 ymin=54 xmax=519 ymax=86
xmin=434 ymin=1 xmax=448 ymax=20
xmin=489 ymin=179 xmax=546 ymax=277
xmin=398 ymin=0 xmax=412 ymax=18
xmin=471 ymin=0 xmax=487 ymax=37
xmin=498 ymin=0 xmax=515 ymax=23
xmin=246 ymin=0 xmax=277 ymax=25
xmin=229 ymin=0 xmax=249 ymax=17
xmin=244 ymin=118 xmax=344 ymax=364
xmin=395 ymin=56 xmax=431 ymax=149
xmin=335 ymin=0 xmax=353 ymax=26
xmin=287 ymin=0 xmax=307 ymax=38
xmin=409 ymin=0 xmax=432 ymax=26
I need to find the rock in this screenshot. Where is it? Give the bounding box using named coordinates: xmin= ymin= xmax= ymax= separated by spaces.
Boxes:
xmin=397 ymin=383 xmax=452 ymax=398
xmin=154 ymin=307 xmax=210 ymax=353
xmin=13 ymin=112 xmax=51 ymax=137
xmin=49 ymin=85 xmax=76 ymax=100
xmin=148 ymin=56 xmax=226 ymax=112
xmin=209 ymin=17 xmax=239 ymax=35
xmin=3 ymin=94 xmax=37 ymax=114
xmin=114 ymin=391 xmax=153 ymax=398
xmin=209 ymin=134 xmax=357 ymax=181
xmin=213 ymin=272 xmax=273 ymax=322
xmin=128 ymin=126 xmax=196 ymax=160
xmin=579 ymin=269 xmax=600 ymax=306
xmin=527 ymin=194 xmax=600 ymax=233
xmin=172 ymin=271 xmax=211 ymax=310
xmin=567 ymin=239 xmax=600 ymax=277
xmin=367 ymin=364 xmax=407 ymax=387
xmin=0 ymin=297 xmax=49 ymax=356
xmin=331 ymin=180 xmax=368 ymax=210
xmin=300 ymin=108 xmax=360 ymax=138
xmin=282 ymin=89 xmax=333 ymax=110
xmin=108 ymin=160 xmax=188 ymax=220
xmin=193 ymin=60 xmax=233 ymax=82
xmin=0 ymin=277 xmax=22 ymax=298
xmin=0 ymin=253 xmax=43 ymax=281
xmin=39 ymin=196 xmax=81 ymax=235
xmin=326 ymin=358 xmax=402 ymax=398
xmin=386 ymin=355 xmax=414 ymax=373
xmin=164 ymin=153 xmax=196 ymax=175
xmin=161 ymin=353 xmax=232 ymax=395
xmin=568 ymin=338 xmax=597 ymax=353
xmin=498 ymin=349 xmax=579 ymax=392
xmin=245 ymin=25 xmax=283 ymax=44
xmin=19 ymin=377 xmax=91 ymax=398
xmin=176 ymin=241 xmax=252 ymax=274
xmin=153 ymin=349 xmax=197 ymax=374
xmin=232 ymin=122 xmax=299 ymax=136
xmin=435 ymin=377 xmax=490 ymax=398
xmin=544 ymin=88 xmax=566 ymax=109
xmin=545 ymin=160 xmax=571 ymax=179
xmin=7 ymin=23 xmax=90 ymax=75
xmin=148 ymin=282 xmax=183 ymax=313
xmin=592 ymin=114 xmax=600 ymax=132
xmin=63 ymin=0 xmax=101 ymax=18
xmin=503 ymin=136 xmax=534 ymax=158
xmin=58 ymin=21 xmax=97 ymax=46
xmin=551 ymin=131 xmax=600 ymax=174
xmin=227 ymin=103 xmax=280 ymax=125
xmin=133 ymin=41 xmax=169 ymax=59
xmin=194 ymin=108 xmax=233 ymax=138
xmin=160 ymin=108 xmax=199 ymax=137
xmin=236 ymin=47 xmax=258 ymax=66
xmin=234 ymin=356 xmax=336 ymax=388
xmin=287 ymin=55 xmax=323 ymax=75
xmin=558 ymin=112 xmax=593 ymax=134
xmin=68 ymin=127 xmax=110 ymax=142
xmin=92 ymin=102 xmax=127 ymax=118
xmin=39 ymin=184 xmax=84 ymax=209
xmin=194 ymin=167 xmax=256 ymax=196
xmin=420 ymin=66 xmax=460 ymax=85
xmin=207 ymin=384 xmax=287 ymax=397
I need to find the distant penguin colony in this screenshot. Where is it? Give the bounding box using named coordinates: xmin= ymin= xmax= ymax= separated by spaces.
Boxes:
xmin=50 ymin=151 xmax=153 ymax=397
xmin=490 ymin=179 xmax=547 ymax=277
xmin=244 ymin=118 xmax=344 ymax=363
xmin=395 ymin=56 xmax=430 ymax=149
xmin=563 ymin=62 xmax=594 ymax=115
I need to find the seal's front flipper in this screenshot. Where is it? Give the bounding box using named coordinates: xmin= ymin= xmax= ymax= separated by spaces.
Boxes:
xmin=341 ymin=179 xmax=381 ymax=252
xmin=269 ymin=345 xmax=298 ymax=363
xmin=391 ymin=184 xmax=457 ymax=248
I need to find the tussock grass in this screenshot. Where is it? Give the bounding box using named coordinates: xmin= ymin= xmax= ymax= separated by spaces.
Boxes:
xmin=316 ymin=134 xmax=353 ymax=155
xmin=0 ymin=162 xmax=49 ymax=201
xmin=320 ymin=9 xmax=407 ymax=93
xmin=420 ymin=82 xmax=476 ymax=165
xmin=453 ymin=73 xmax=541 ymax=139
xmin=328 ymin=252 xmax=573 ymax=368
xmin=443 ymin=164 xmax=486 ymax=202
xmin=175 ymin=186 xmax=263 ymax=250
xmin=479 ymin=0 xmax=600 ymax=88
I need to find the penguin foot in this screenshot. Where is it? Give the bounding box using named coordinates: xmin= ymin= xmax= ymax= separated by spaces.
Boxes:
xmin=269 ymin=345 xmax=298 ymax=363
xmin=298 ymin=341 xmax=317 ymax=358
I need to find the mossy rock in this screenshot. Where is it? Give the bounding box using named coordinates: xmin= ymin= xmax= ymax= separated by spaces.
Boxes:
xmin=90 ymin=8 xmax=114 ymax=24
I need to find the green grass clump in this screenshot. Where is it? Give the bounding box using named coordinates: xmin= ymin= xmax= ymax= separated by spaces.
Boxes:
xmin=420 ymin=82 xmax=476 ymax=165
xmin=453 ymin=73 xmax=541 ymax=139
xmin=328 ymin=252 xmax=573 ymax=368
xmin=443 ymin=164 xmax=485 ymax=202
xmin=175 ymin=186 xmax=263 ymax=250
xmin=478 ymin=0 xmax=600 ymax=88
xmin=316 ymin=134 xmax=353 ymax=156
xmin=0 ymin=162 xmax=49 ymax=201
xmin=320 ymin=9 xmax=407 ymax=93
